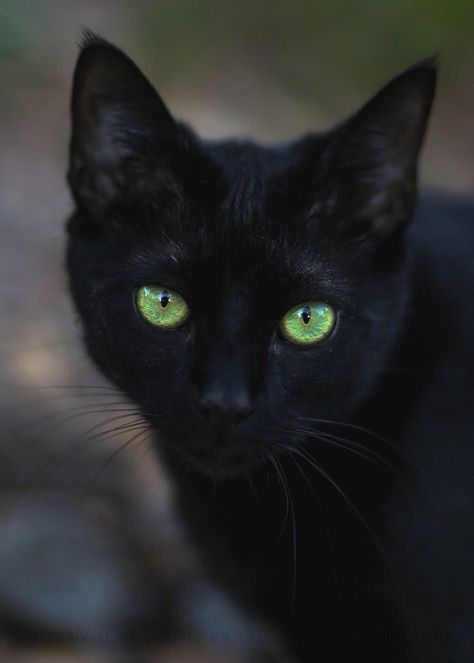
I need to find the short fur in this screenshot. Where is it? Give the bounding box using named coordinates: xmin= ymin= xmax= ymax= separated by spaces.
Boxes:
xmin=66 ymin=34 xmax=474 ymax=661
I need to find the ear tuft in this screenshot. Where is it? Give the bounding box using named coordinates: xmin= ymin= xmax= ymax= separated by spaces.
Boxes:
xmin=78 ymin=28 xmax=110 ymax=51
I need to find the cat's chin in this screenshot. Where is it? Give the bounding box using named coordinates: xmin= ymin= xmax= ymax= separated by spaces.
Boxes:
xmin=164 ymin=439 xmax=263 ymax=481
xmin=152 ymin=425 xmax=266 ymax=481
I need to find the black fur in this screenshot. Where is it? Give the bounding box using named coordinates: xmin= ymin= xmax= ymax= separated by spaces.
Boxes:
xmin=66 ymin=35 xmax=474 ymax=661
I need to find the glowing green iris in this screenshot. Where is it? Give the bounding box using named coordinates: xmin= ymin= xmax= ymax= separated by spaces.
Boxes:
xmin=137 ymin=286 xmax=190 ymax=329
xmin=279 ymin=302 xmax=335 ymax=346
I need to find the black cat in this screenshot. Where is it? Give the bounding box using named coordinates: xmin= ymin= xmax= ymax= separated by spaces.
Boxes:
xmin=66 ymin=33 xmax=474 ymax=662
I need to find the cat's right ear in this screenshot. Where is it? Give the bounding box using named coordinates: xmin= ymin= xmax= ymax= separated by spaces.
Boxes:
xmin=68 ymin=32 xmax=178 ymax=216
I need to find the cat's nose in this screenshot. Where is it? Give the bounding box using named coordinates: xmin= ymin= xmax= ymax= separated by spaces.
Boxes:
xmin=194 ymin=347 xmax=256 ymax=432
xmin=197 ymin=391 xmax=254 ymax=432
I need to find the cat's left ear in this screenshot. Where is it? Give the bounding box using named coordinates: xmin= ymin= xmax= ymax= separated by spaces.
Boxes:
xmin=321 ymin=59 xmax=436 ymax=240
xmin=68 ymin=32 xmax=178 ymax=216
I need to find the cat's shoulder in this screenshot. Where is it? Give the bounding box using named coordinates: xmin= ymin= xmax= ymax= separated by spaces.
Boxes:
xmin=405 ymin=191 xmax=474 ymax=369
xmin=412 ymin=191 xmax=474 ymax=272
xmin=410 ymin=191 xmax=474 ymax=310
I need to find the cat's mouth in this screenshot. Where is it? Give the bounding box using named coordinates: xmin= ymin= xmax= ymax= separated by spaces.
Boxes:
xmin=188 ymin=447 xmax=253 ymax=479
xmin=160 ymin=428 xmax=263 ymax=480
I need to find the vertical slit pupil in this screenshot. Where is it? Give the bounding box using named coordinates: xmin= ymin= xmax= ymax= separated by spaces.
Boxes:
xmin=302 ymin=306 xmax=311 ymax=325
xmin=160 ymin=290 xmax=170 ymax=308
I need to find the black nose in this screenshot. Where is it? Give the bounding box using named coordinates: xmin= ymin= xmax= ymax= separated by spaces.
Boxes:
xmin=197 ymin=394 xmax=254 ymax=431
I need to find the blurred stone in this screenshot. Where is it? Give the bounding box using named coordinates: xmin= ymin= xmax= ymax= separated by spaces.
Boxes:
xmin=148 ymin=642 xmax=254 ymax=662
xmin=0 ymin=496 xmax=143 ymax=640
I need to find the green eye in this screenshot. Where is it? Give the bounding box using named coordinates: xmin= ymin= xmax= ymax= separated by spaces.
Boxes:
xmin=136 ymin=286 xmax=190 ymax=329
xmin=279 ymin=302 xmax=335 ymax=346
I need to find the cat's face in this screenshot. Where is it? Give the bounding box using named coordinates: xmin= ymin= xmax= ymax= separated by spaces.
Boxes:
xmin=67 ymin=35 xmax=435 ymax=478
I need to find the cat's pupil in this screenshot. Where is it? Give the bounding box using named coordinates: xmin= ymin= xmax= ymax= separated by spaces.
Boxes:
xmin=302 ymin=306 xmax=311 ymax=325
xmin=160 ymin=291 xmax=170 ymax=308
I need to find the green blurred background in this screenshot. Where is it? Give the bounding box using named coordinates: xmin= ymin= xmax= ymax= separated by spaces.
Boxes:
xmin=0 ymin=1 xmax=472 ymax=662
xmin=1 ymin=0 xmax=473 ymax=187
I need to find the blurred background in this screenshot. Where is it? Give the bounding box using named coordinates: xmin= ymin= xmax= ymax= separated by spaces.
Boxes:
xmin=0 ymin=1 xmax=472 ymax=661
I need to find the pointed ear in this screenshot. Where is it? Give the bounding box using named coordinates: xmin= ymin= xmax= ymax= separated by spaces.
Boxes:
xmin=322 ymin=59 xmax=436 ymax=240
xmin=68 ymin=33 xmax=178 ymax=216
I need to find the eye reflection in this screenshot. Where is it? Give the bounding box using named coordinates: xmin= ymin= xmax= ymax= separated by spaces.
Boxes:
xmin=279 ymin=302 xmax=335 ymax=346
xmin=136 ymin=286 xmax=190 ymax=329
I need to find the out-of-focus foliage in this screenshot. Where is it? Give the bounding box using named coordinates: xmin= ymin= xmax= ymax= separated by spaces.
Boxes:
xmin=2 ymin=0 xmax=473 ymax=92
xmin=138 ymin=0 xmax=474 ymax=87
xmin=0 ymin=0 xmax=29 ymax=61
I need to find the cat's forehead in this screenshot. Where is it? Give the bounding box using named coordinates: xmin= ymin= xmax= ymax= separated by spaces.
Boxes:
xmin=199 ymin=137 xmax=316 ymax=233
xmin=129 ymin=135 xmax=346 ymax=299
xmin=135 ymin=204 xmax=343 ymax=306
xmin=205 ymin=137 xmax=298 ymax=177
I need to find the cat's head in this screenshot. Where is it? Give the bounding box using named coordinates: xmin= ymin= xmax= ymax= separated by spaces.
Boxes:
xmin=66 ymin=34 xmax=435 ymax=479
